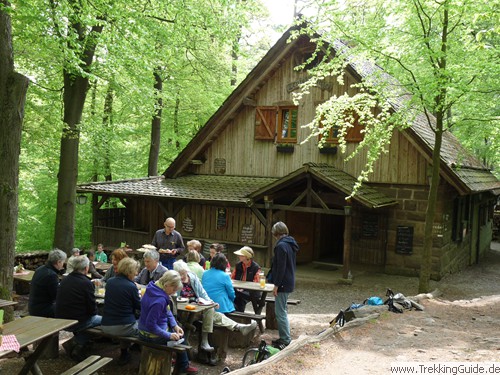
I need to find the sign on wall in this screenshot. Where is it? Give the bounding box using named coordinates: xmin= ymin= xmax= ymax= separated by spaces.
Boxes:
xmin=182 ymin=217 xmax=194 ymax=233
xmin=216 ymin=208 xmax=227 ymax=230
xmin=396 ymin=226 xmax=413 ymax=255
xmin=240 ymin=224 xmax=254 ymax=243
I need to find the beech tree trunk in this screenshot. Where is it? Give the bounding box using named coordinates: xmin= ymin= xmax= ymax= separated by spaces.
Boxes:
xmin=0 ymin=0 xmax=29 ymax=321
xmin=53 ymin=17 xmax=104 ymax=253
xmin=148 ymin=68 xmax=163 ymax=177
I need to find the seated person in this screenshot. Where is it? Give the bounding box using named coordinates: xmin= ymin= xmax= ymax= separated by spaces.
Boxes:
xmin=207 ymin=243 xmax=230 ymax=271
xmin=56 ymin=255 xmax=102 ymax=362
xmin=186 ymin=239 xmax=206 ymax=268
xmin=65 ymin=247 xmax=80 ymax=274
xmin=97 ymin=248 xmax=128 ymax=284
xmin=174 ymin=261 xmax=256 ymax=352
xmin=230 ymin=246 xmax=261 ymax=312
xmin=185 ymin=250 xmax=204 ymax=280
xmin=102 ymin=257 xmax=141 ymax=365
xmin=134 ymin=249 xmax=167 ymax=285
xmin=95 ymin=243 xmax=107 ymax=263
xmin=28 ymin=249 xmax=67 ymax=318
xmin=202 ymin=253 xmax=235 ymax=314
xmin=86 ymin=250 xmax=103 ymax=279
xmin=138 ymin=270 xmax=198 ymax=375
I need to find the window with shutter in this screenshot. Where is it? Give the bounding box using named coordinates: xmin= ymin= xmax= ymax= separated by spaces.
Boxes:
xmin=319 ymin=112 xmax=364 ymax=144
xmin=255 ymin=107 xmax=277 ymax=140
xmin=277 ymin=106 xmax=298 ymax=143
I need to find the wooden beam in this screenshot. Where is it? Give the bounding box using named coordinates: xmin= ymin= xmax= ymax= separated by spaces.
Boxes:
xmin=290 ymin=189 xmax=307 ymax=208
xmin=310 ymin=189 xmax=330 ymax=210
xmin=254 ymin=204 xmax=345 ymax=216
xmin=342 ymin=213 xmax=352 ymax=279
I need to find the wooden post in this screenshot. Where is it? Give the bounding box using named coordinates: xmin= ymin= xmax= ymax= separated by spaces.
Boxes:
xmin=342 ymin=206 xmax=352 ymax=279
xmin=265 ymin=196 xmax=273 ymax=268
xmin=265 ymin=301 xmax=277 ymax=330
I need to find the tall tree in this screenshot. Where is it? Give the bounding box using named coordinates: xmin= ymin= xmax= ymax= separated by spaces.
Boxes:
xmin=0 ymin=0 xmax=29 ymax=319
xmin=297 ymin=0 xmax=499 ymax=292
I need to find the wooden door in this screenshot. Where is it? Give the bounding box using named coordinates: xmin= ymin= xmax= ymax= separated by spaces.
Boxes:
xmin=285 ymin=211 xmax=315 ymax=264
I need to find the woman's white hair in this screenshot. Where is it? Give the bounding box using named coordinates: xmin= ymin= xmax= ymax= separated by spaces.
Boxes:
xmin=173 ymin=260 xmax=190 ymax=274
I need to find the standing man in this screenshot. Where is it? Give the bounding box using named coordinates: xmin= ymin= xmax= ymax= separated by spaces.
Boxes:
xmin=151 ymin=217 xmax=185 ymax=270
xmin=269 ymin=221 xmax=299 ymax=349
xmin=134 ymin=249 xmax=168 ymax=285
xmin=28 ymin=249 xmax=67 ymax=317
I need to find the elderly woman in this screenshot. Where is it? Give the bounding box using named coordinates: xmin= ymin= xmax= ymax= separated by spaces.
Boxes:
xmin=65 ymin=247 xmax=80 ymax=274
xmin=138 ymin=270 xmax=198 ymax=375
xmin=231 ymin=246 xmax=262 ymax=312
xmin=202 ymin=253 xmax=235 ymax=314
xmin=100 ymin=248 xmax=128 ymax=283
xmin=134 ymin=249 xmax=168 ymax=285
xmin=185 ymin=250 xmax=204 ymax=280
xmin=174 ymin=261 xmax=256 ymax=352
xmin=186 ymin=239 xmax=206 ymax=268
xmin=102 ymin=257 xmax=141 ymax=365
xmin=29 ymin=249 xmax=67 ymax=317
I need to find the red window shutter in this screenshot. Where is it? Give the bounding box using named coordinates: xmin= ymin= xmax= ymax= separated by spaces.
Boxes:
xmin=345 ymin=113 xmax=364 ymax=142
xmin=255 ymin=106 xmax=277 ymax=140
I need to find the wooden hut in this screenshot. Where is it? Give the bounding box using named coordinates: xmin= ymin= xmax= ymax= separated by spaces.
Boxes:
xmin=77 ymin=26 xmax=500 ymax=279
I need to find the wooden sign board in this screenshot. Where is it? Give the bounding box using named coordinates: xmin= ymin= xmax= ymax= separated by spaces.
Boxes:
xmin=396 ymin=226 xmax=413 ymax=255
xmin=216 ymin=208 xmax=227 ymax=230
xmin=240 ymin=224 xmax=254 ymax=243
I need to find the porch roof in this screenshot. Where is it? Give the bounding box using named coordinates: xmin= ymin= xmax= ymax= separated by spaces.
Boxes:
xmin=77 ymin=175 xmax=278 ymax=204
xmin=249 ymin=163 xmax=398 ymax=209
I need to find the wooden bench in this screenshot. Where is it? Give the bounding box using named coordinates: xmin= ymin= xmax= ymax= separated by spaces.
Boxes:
xmin=85 ymin=327 xmax=190 ymax=375
xmin=264 ymin=297 xmax=301 ymax=330
xmin=227 ymin=311 xmax=266 ymax=334
xmin=60 ymin=355 xmax=112 ymax=375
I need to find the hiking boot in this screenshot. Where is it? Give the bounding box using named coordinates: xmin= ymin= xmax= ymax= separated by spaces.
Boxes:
xmin=179 ymin=364 xmax=198 ymax=375
xmin=70 ymin=344 xmax=88 ymax=362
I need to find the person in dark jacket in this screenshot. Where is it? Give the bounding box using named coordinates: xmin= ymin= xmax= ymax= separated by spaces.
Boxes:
xmin=56 ymin=255 xmax=102 ymax=361
xmin=269 ymin=221 xmax=299 ymax=348
xmin=102 ymin=257 xmax=141 ymax=365
xmin=28 ymin=249 xmax=67 ymax=317
xmin=151 ymin=217 xmax=185 ymax=270
xmin=230 ymin=246 xmax=262 ymax=312
xmin=138 ymin=270 xmax=198 ymax=375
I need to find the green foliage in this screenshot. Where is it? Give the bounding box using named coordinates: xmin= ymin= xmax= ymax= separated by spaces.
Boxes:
xmin=11 ymin=0 xmax=269 ymax=252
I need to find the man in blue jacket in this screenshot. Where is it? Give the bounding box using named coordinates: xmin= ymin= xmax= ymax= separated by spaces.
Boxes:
xmin=269 ymin=221 xmax=299 ymax=349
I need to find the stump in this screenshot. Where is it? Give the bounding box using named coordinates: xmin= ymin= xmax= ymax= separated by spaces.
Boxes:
xmin=210 ymin=326 xmax=229 ymax=359
xmin=227 ymin=316 xmax=254 ymax=348
xmin=138 ymin=346 xmax=173 ymax=375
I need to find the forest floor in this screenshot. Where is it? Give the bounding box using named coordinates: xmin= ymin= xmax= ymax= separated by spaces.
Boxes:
xmin=1 ymin=243 xmax=499 ymax=375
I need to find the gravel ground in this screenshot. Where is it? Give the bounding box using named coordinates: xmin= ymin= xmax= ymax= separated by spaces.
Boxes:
xmin=1 ymin=245 xmax=499 ymax=374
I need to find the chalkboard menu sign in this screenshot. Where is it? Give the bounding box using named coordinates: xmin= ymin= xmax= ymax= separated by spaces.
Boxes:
xmin=216 ymin=208 xmax=227 ymax=230
xmin=240 ymin=224 xmax=254 ymax=243
xmin=396 ymin=226 xmax=413 ymax=254
xmin=362 ymin=215 xmax=378 ymax=238
xmin=182 ymin=217 xmax=194 ymax=233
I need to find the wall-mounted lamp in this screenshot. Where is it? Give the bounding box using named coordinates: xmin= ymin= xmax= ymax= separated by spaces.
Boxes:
xmin=76 ymin=194 xmax=88 ymax=205
xmin=344 ymin=205 xmax=352 ymax=216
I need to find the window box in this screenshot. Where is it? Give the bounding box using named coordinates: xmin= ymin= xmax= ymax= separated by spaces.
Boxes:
xmin=276 ymin=144 xmax=295 ymax=153
xmin=319 ymin=145 xmax=338 ymax=155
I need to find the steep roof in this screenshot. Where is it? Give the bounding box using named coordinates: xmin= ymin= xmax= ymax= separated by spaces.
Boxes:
xmin=163 ymin=26 xmax=499 ymax=196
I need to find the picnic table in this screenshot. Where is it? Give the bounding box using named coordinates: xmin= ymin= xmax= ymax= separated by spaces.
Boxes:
xmin=231 ymin=279 xmax=274 ymax=333
xmin=0 ymin=299 xmax=17 ymax=309
xmin=0 ymin=316 xmax=77 ymax=375
xmin=94 ymin=262 xmax=111 ymax=274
